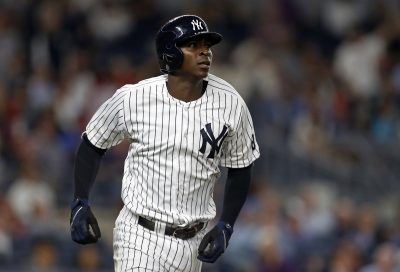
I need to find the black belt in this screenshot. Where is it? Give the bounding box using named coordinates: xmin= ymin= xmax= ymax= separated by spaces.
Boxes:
xmin=138 ymin=216 xmax=205 ymax=240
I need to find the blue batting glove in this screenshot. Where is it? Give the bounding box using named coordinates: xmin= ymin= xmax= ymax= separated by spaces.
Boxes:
xmin=197 ymin=221 xmax=233 ymax=263
xmin=70 ymin=198 xmax=101 ymax=244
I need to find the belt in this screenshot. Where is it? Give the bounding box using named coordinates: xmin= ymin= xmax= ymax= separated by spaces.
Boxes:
xmin=138 ymin=216 xmax=205 ymax=240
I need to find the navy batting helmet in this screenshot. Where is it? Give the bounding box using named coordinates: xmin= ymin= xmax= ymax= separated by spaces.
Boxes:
xmin=155 ymin=15 xmax=222 ymax=74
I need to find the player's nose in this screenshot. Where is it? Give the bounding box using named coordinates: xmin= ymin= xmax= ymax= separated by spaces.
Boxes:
xmin=197 ymin=40 xmax=211 ymax=55
xmin=199 ymin=47 xmax=211 ymax=56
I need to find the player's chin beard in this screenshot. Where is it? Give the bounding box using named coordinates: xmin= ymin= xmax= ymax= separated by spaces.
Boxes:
xmin=197 ymin=65 xmax=210 ymax=78
xmin=198 ymin=69 xmax=209 ymax=77
xmin=173 ymin=67 xmax=208 ymax=80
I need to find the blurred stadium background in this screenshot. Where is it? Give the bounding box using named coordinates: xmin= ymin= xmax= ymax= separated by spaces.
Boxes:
xmin=1 ymin=0 xmax=400 ymax=271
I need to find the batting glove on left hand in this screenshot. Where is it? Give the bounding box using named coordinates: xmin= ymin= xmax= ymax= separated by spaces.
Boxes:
xmin=197 ymin=221 xmax=233 ymax=263
xmin=70 ymin=198 xmax=101 ymax=244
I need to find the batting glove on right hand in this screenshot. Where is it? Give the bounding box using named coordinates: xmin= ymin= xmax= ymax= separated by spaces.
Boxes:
xmin=197 ymin=221 xmax=233 ymax=263
xmin=70 ymin=198 xmax=101 ymax=244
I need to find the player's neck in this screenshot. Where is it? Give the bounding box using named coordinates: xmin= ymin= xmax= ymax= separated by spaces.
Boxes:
xmin=166 ymin=75 xmax=206 ymax=102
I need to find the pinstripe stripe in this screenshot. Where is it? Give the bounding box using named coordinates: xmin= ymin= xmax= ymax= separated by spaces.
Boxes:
xmin=164 ymin=85 xmax=172 ymax=221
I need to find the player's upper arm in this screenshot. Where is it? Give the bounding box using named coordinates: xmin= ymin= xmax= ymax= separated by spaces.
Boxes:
xmin=219 ymin=98 xmax=260 ymax=168
xmin=85 ymin=86 xmax=130 ymax=149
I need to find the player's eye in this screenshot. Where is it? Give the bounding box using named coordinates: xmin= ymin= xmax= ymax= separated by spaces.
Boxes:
xmin=187 ymin=41 xmax=197 ymax=48
xmin=182 ymin=39 xmax=211 ymax=50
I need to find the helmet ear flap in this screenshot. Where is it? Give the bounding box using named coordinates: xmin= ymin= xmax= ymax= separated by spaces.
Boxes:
xmin=156 ymin=31 xmax=183 ymax=73
xmin=160 ymin=53 xmax=174 ymax=73
xmin=162 ymin=49 xmax=183 ymax=73
xmin=159 ymin=49 xmax=182 ymax=73
xmin=163 ymin=53 xmax=174 ymax=63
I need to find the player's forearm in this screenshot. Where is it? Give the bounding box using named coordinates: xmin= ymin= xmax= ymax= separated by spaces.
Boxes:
xmin=74 ymin=133 xmax=107 ymax=200
xmin=220 ymin=164 xmax=253 ymax=226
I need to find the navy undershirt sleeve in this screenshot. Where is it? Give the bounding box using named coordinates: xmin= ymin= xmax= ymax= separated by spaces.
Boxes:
xmin=220 ymin=164 xmax=253 ymax=226
xmin=73 ymin=133 xmax=107 ymax=200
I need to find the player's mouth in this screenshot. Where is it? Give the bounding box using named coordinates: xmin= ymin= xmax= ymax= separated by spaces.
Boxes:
xmin=198 ymin=60 xmax=211 ymax=68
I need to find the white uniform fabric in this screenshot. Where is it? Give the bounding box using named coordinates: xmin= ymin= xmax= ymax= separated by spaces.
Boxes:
xmin=114 ymin=206 xmax=206 ymax=272
xmin=85 ymin=73 xmax=260 ymax=271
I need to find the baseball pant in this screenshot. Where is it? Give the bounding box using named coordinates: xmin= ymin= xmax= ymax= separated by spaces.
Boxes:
xmin=113 ymin=207 xmax=205 ymax=272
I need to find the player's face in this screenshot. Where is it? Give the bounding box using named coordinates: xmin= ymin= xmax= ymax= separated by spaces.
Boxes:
xmin=179 ymin=38 xmax=213 ymax=78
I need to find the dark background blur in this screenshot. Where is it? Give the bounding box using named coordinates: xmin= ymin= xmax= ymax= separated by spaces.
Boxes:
xmin=1 ymin=0 xmax=400 ymax=271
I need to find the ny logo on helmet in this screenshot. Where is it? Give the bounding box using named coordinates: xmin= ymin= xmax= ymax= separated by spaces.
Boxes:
xmin=199 ymin=123 xmax=228 ymax=159
xmin=191 ymin=19 xmax=204 ymax=31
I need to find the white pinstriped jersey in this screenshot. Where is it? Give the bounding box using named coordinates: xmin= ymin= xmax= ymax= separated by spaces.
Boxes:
xmin=85 ymin=73 xmax=260 ymax=226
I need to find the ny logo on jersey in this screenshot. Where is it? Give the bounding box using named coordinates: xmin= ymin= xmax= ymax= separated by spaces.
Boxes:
xmin=191 ymin=19 xmax=204 ymax=31
xmin=199 ymin=123 xmax=228 ymax=159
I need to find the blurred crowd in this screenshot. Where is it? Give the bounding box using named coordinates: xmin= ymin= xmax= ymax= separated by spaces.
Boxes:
xmin=0 ymin=0 xmax=400 ymax=271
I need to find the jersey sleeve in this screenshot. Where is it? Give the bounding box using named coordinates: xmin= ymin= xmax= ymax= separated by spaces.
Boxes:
xmin=219 ymin=101 xmax=260 ymax=168
xmin=84 ymin=86 xmax=128 ymax=149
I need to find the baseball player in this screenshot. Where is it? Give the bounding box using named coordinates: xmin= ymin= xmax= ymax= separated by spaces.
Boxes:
xmin=70 ymin=15 xmax=260 ymax=271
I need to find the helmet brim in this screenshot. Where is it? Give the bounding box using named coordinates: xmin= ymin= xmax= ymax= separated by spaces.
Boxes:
xmin=176 ymin=32 xmax=222 ymax=47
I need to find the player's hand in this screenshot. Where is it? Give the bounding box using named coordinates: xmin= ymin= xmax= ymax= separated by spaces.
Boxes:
xmin=197 ymin=221 xmax=233 ymax=263
xmin=70 ymin=198 xmax=101 ymax=244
